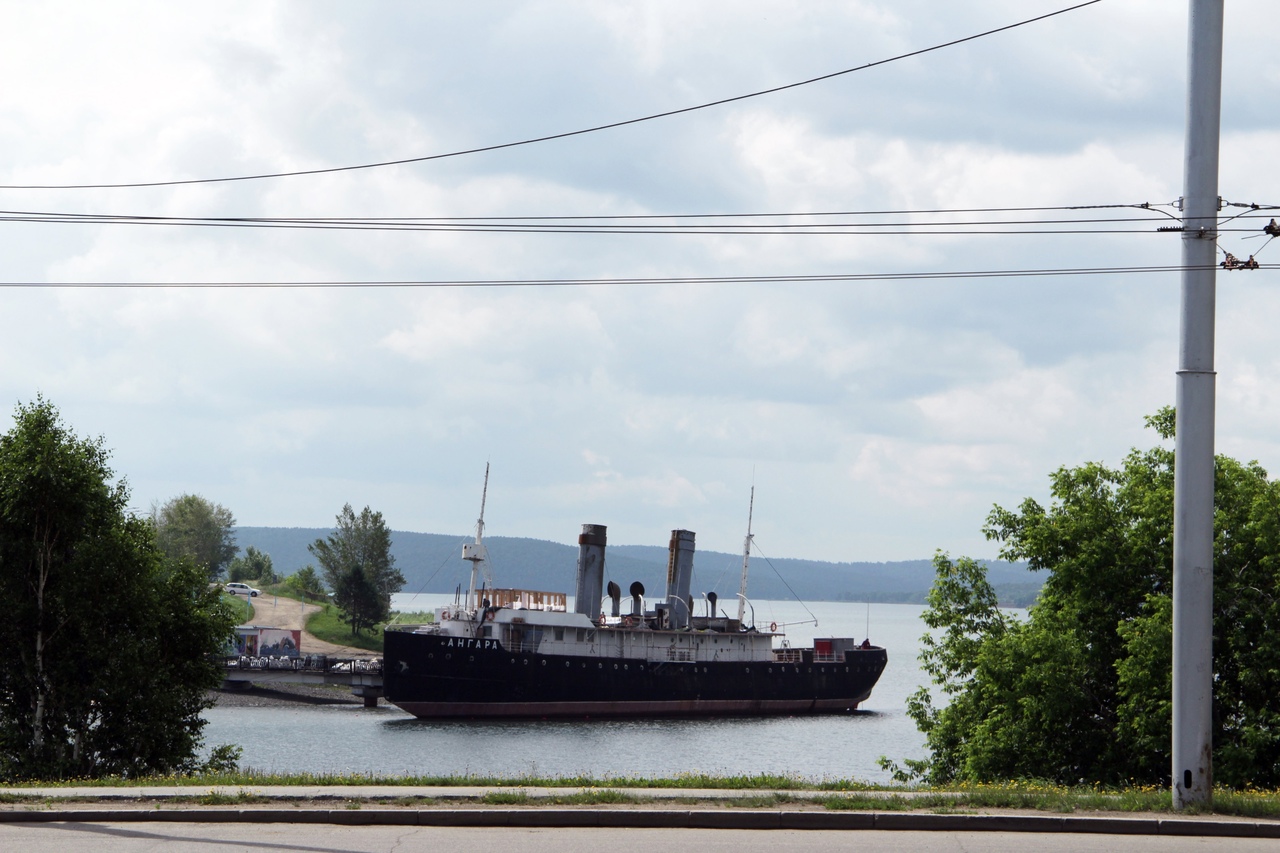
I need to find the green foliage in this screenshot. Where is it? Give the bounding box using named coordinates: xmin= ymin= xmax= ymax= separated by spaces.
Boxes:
xmin=200 ymin=744 xmax=243 ymax=775
xmin=905 ymin=406 xmax=1280 ymax=788
xmin=305 ymin=603 xmax=385 ymax=653
xmin=0 ymin=398 xmax=236 ymax=781
xmin=220 ymin=592 xmax=253 ymax=624
xmin=194 ymin=789 xmax=268 ymax=806
xmin=308 ymin=504 xmax=405 ymax=636
xmin=283 ymin=564 xmax=327 ymax=601
xmin=227 ymin=546 xmax=277 ymax=585
xmin=153 ymin=494 xmax=238 ymax=581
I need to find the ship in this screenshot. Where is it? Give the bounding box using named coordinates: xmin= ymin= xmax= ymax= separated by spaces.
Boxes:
xmin=383 ymin=473 xmax=887 ymax=719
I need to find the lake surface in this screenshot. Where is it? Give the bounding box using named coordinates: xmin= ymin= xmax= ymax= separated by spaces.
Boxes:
xmin=202 ymin=596 xmax=935 ymax=783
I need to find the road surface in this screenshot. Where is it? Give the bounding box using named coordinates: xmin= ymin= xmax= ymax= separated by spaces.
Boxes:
xmin=3 ymin=823 xmax=1275 ymax=853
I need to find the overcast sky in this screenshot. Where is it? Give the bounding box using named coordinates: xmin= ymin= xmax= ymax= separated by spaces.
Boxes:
xmin=2 ymin=1 xmax=1278 ymax=565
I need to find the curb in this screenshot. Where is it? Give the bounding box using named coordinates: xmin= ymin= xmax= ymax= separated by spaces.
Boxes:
xmin=0 ymin=809 xmax=1277 ymax=836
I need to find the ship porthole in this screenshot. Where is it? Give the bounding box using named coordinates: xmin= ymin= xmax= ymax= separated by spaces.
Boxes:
xmin=624 ymin=665 xmax=628 ymax=670
xmin=613 ymin=664 xmax=618 ymax=670
xmin=598 ymin=663 xmax=603 ymax=669
xmin=541 ymin=660 xmax=546 ymax=666
xmin=523 ymin=660 xmax=529 ymax=665
xmin=445 ymin=654 xmax=451 ymax=660
xmin=510 ymin=658 xmax=516 ymax=664
xmin=427 ymin=654 xmax=433 ymax=660
xmin=469 ymin=656 xmax=474 ymax=662
xmin=845 ymin=667 xmax=849 ymax=673
xmin=565 ymin=661 xmax=570 ymax=667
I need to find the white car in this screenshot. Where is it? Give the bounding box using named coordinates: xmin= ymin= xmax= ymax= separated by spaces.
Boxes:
xmin=225 ymin=582 xmax=261 ymax=597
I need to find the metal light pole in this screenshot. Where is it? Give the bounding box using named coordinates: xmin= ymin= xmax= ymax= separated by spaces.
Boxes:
xmin=1172 ymin=0 xmax=1223 ymax=811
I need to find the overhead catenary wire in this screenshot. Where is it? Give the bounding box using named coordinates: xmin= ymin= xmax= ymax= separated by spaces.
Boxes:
xmin=0 ymin=263 xmax=1256 ymax=290
xmin=0 ymin=1 xmax=1103 ymax=191
xmin=0 ymin=201 xmax=1207 ymax=237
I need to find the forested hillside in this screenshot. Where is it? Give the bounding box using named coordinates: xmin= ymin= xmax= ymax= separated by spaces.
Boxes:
xmin=235 ymin=527 xmax=1039 ymax=606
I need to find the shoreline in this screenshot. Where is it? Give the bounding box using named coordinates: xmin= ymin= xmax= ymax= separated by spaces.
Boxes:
xmin=209 ymin=681 xmax=368 ymax=708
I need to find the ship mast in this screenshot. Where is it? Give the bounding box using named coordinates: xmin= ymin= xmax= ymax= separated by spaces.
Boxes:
xmin=736 ymin=485 xmax=754 ymax=625
xmin=463 ymin=463 xmax=490 ymax=612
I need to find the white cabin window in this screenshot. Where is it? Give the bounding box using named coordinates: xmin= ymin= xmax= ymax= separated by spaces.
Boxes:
xmin=554 ymin=627 xmax=564 ymax=641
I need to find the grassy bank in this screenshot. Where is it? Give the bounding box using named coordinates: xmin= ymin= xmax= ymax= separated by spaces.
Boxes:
xmin=222 ymin=592 xmax=254 ymax=624
xmin=4 ymin=773 xmax=1280 ymax=817
xmin=257 ymin=582 xmax=431 ymax=654
xmin=305 ymin=603 xmax=384 ymax=653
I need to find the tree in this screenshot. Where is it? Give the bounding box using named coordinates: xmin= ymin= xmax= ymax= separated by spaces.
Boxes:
xmin=0 ymin=398 xmax=236 ymax=780
xmin=227 ymin=546 xmax=277 ymax=585
xmin=308 ymin=504 xmax=404 ymax=635
xmin=900 ymin=408 xmax=1280 ymax=787
xmin=153 ymin=494 xmax=238 ymax=581
xmin=283 ymin=565 xmax=327 ymax=601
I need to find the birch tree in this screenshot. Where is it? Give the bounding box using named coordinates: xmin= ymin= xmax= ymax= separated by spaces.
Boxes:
xmin=0 ymin=398 xmax=235 ymax=780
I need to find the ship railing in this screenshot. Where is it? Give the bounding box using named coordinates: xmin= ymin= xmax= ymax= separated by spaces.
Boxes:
xmin=667 ymin=648 xmax=694 ymax=662
xmin=773 ymin=649 xmax=803 ymax=663
xmin=813 ymin=652 xmax=842 ymax=663
xmin=511 ymin=640 xmax=542 ymax=654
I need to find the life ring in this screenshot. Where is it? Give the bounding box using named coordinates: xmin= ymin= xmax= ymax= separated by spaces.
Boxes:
xmin=485 ymin=609 xmax=496 ymax=621
xmin=441 ymin=609 xmax=451 ymax=620
xmin=769 ymin=621 xmax=778 ymax=632
xmin=623 ymin=616 xmax=635 ymax=628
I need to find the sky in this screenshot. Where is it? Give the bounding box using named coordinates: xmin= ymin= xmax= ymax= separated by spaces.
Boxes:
xmin=2 ymin=1 xmax=1279 ymax=564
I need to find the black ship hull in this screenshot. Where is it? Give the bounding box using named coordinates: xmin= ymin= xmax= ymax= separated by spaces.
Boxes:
xmin=383 ymin=629 xmax=888 ymax=719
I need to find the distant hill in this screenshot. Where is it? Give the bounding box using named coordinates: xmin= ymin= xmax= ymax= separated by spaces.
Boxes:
xmin=234 ymin=526 xmax=1041 ymax=607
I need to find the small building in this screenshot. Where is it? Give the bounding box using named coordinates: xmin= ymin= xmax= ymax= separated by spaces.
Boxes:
xmin=233 ymin=626 xmax=302 ymax=658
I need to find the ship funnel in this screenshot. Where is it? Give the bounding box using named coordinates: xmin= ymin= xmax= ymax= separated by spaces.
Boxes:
xmin=629 ymin=581 xmax=645 ymax=617
xmin=607 ymin=580 xmax=621 ymax=618
xmin=707 ymin=591 xmax=718 ymax=617
xmin=575 ymin=524 xmax=607 ymax=621
xmin=665 ymin=529 xmax=696 ymax=629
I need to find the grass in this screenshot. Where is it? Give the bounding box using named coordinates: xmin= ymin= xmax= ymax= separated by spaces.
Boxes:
xmin=221 ymin=593 xmax=254 ymax=624
xmin=305 ymin=603 xmax=384 ymax=653
xmin=6 ymin=772 xmax=1280 ymax=818
xmin=267 ymin=584 xmax=431 ymax=652
xmin=190 ymin=791 xmax=272 ymax=806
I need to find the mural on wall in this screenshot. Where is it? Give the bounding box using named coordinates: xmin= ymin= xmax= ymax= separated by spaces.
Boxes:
xmin=259 ymin=628 xmax=301 ymax=657
xmin=233 ymin=627 xmax=302 ymax=658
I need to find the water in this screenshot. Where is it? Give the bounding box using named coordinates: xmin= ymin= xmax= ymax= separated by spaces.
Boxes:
xmin=201 ymin=597 xmax=934 ymax=783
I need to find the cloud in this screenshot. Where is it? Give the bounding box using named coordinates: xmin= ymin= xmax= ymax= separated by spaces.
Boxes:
xmin=1 ymin=1 xmax=1278 ymax=563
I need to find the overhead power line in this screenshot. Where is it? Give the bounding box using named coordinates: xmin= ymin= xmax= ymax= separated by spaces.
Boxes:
xmin=0 ymin=1 xmax=1103 ymax=191
xmin=0 ymin=200 xmax=1206 ymax=237
xmin=0 ymin=263 xmax=1256 ymax=290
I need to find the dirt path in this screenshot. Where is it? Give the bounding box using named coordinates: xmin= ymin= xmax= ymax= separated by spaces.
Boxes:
xmin=243 ymin=594 xmax=375 ymax=658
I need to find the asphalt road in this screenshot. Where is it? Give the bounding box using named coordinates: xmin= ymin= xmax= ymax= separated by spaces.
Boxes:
xmin=3 ymin=824 xmax=1278 ymax=853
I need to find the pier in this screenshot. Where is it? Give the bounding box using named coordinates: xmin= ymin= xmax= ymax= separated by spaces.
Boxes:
xmin=222 ymin=656 xmax=384 ymax=707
